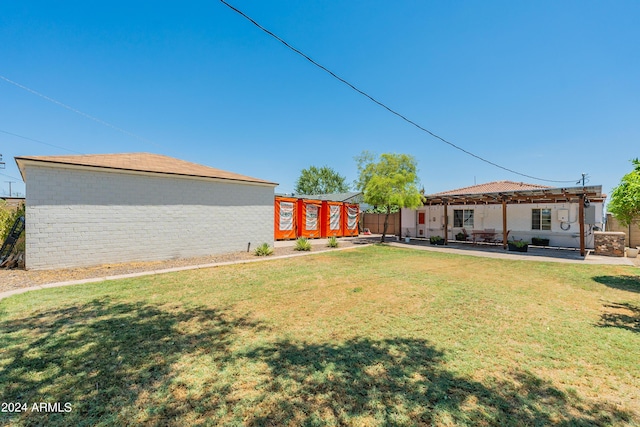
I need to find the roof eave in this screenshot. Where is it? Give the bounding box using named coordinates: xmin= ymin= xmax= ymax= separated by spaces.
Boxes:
xmin=422 ymin=185 xmax=605 ymax=205
xmin=14 ymin=156 xmax=278 ymax=187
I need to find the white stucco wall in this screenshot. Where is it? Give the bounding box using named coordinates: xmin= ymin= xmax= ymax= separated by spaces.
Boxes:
xmin=400 ymin=208 xmax=417 ymax=237
xmin=408 ymin=202 xmax=604 ymax=249
xmin=24 ymin=164 xmax=275 ymax=270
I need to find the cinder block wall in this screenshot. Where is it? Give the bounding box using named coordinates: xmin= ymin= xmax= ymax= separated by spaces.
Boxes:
xmin=24 ymin=165 xmax=274 ymax=270
xmin=605 ymin=214 xmax=640 ymax=247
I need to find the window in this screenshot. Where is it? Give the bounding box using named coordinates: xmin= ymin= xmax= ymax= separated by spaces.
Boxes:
xmin=532 ymin=209 xmax=551 ymax=230
xmin=453 ymin=209 xmax=474 ymax=228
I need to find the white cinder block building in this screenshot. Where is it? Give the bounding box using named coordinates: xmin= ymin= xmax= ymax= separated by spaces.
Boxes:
xmin=16 ymin=153 xmax=277 ymax=270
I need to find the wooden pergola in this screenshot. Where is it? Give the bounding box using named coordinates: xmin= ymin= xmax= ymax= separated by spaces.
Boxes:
xmin=421 ymin=185 xmax=605 ymax=256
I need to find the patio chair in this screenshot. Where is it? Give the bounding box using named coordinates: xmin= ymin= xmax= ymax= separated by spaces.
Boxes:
xmin=483 ymin=228 xmax=496 ymax=243
xmin=461 ymin=228 xmax=471 ymax=241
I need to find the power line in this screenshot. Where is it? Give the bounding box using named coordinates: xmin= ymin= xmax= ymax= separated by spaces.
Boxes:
xmin=0 ymin=74 xmax=166 ymax=151
xmin=220 ymin=0 xmax=581 ymax=184
xmin=0 ymin=129 xmax=84 ymax=154
xmin=0 ymin=171 xmax=23 ymax=183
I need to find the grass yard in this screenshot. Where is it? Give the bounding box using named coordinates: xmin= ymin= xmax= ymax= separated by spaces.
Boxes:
xmin=1 ymin=245 xmax=639 ymax=426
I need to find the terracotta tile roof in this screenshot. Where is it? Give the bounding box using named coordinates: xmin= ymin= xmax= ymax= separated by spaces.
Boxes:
xmin=16 ymin=153 xmax=277 ymax=185
xmin=435 ymin=180 xmax=552 ymax=196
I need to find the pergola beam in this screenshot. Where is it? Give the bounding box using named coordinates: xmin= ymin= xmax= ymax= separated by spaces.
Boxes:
xmin=422 ymin=186 xmax=604 ymax=206
xmin=420 ymin=185 xmax=604 ymax=253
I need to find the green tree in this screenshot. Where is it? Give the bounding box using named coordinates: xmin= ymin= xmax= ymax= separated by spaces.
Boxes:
xmin=0 ymin=201 xmax=25 ymax=254
xmin=0 ymin=201 xmax=12 ymax=240
xmin=608 ymin=158 xmax=640 ymax=232
xmin=294 ymin=166 xmax=349 ymax=195
xmin=355 ymin=151 xmax=423 ymax=242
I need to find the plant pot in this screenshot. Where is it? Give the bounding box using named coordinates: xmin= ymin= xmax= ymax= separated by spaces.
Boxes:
xmin=627 ymin=247 xmax=639 ymax=258
xmin=430 ymin=239 xmax=445 ymax=246
xmin=508 ymin=243 xmax=528 ymax=252
xmin=404 ymin=237 xmax=411 ymax=243
xmin=531 ymin=238 xmax=549 ymax=246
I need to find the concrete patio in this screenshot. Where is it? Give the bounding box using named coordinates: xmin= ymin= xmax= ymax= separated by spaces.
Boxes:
xmin=276 ymin=235 xmax=638 ymax=266
xmin=390 ymin=238 xmax=638 ymax=266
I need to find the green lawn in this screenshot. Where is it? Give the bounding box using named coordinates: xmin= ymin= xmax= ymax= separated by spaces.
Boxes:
xmin=1 ymin=245 xmax=639 ymax=426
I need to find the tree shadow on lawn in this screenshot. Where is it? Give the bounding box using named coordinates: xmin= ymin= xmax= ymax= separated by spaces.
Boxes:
xmin=598 ymin=302 xmax=640 ymax=334
xmin=592 ymin=275 xmax=640 ymax=293
xmin=242 ymin=338 xmax=633 ymax=426
xmin=0 ymin=297 xmax=266 ymax=426
xmin=0 ymin=300 xmax=634 ymax=426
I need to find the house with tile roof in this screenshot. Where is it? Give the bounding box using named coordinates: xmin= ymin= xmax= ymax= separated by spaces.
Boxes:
xmin=15 ymin=153 xmax=277 ymax=270
xmin=400 ymin=180 xmax=606 ymax=251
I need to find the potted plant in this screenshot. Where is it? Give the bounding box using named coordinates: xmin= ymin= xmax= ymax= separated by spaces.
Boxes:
xmin=531 ymin=237 xmax=550 ymax=246
xmin=404 ymin=228 xmax=411 ymax=243
xmin=430 ymin=235 xmax=445 ymax=245
xmin=507 ymin=240 xmax=529 ymax=252
xmin=455 ymin=231 xmax=467 ymax=241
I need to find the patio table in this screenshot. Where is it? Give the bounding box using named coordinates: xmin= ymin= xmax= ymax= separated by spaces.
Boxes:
xmin=471 ymin=230 xmax=496 ymax=244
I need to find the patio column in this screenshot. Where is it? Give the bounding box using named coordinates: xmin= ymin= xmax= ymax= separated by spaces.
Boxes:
xmin=579 ymin=195 xmax=585 ymax=256
xmin=502 ymin=199 xmax=508 ymax=249
xmin=443 ymin=199 xmax=449 ymax=245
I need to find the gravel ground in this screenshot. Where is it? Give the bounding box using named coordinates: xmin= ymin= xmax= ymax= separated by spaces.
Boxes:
xmin=0 ymin=239 xmax=368 ymax=293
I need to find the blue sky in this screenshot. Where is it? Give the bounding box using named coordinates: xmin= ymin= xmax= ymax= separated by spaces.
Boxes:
xmin=1 ymin=1 xmax=638 ymax=203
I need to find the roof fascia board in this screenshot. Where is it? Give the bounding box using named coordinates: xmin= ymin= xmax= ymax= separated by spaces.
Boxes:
xmin=16 ymin=158 xmax=277 ymax=188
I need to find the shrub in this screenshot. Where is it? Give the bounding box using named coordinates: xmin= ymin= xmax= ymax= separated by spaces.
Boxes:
xmin=254 ymin=243 xmax=274 ymax=256
xmin=327 ymin=236 xmax=339 ymax=248
xmin=0 ymin=202 xmax=12 ymax=241
xmin=0 ymin=201 xmax=25 ymax=242
xmin=508 ymin=240 xmax=528 ymax=248
xmin=430 ymin=235 xmax=443 ymax=244
xmin=294 ymin=237 xmax=312 ymax=251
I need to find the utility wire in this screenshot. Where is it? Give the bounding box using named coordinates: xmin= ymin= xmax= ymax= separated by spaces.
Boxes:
xmin=0 ymin=171 xmax=23 ymax=183
xmin=220 ymin=0 xmax=580 ymax=184
xmin=0 ymin=129 xmax=84 ymax=154
xmin=0 ymin=74 xmax=165 ymax=151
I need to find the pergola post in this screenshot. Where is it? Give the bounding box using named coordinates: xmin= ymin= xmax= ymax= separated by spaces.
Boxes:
xmin=443 ymin=199 xmax=449 ymax=245
xmin=579 ymin=194 xmax=585 ymax=256
xmin=502 ymin=199 xmax=508 ymax=249
xmin=420 ymin=185 xmax=604 ymax=254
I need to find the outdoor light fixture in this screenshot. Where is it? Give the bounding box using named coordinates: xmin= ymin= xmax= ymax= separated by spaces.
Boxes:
xmin=583 ymin=197 xmax=590 ymax=208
